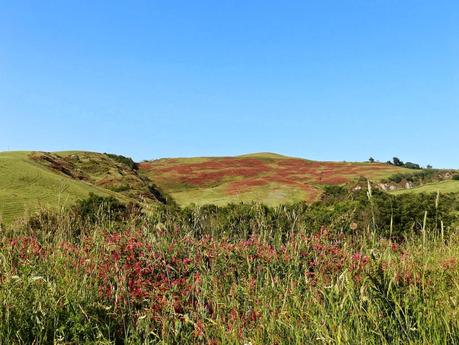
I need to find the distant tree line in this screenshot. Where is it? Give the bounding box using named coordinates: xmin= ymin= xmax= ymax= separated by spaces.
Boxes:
xmin=368 ymin=156 xmax=430 ymax=170
xmin=389 ymin=157 xmax=423 ymax=169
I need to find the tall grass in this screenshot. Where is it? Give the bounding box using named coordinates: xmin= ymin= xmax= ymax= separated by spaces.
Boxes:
xmin=0 ymin=195 xmax=458 ymax=344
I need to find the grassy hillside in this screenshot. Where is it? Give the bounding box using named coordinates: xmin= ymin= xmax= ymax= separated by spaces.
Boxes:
xmin=0 ymin=151 xmax=120 ymax=223
xmin=139 ymin=153 xmax=409 ymax=206
xmin=391 ymin=180 xmax=459 ymax=195
xmin=32 ymin=151 xmax=161 ymax=202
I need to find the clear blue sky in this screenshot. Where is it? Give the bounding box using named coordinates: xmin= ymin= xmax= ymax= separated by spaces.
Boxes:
xmin=1 ymin=1 xmax=458 ymax=167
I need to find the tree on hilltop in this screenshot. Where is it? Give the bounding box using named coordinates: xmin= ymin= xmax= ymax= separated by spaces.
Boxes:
xmin=393 ymin=157 xmax=404 ymax=167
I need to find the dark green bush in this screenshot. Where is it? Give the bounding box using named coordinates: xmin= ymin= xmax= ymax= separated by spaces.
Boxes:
xmin=386 ymin=170 xmax=437 ymax=185
xmin=104 ymin=153 xmax=138 ymax=170
xmin=74 ymin=193 xmax=131 ymax=223
xmin=146 ymin=188 xmax=457 ymax=242
xmin=370 ymin=191 xmax=456 ymax=238
xmin=404 ymin=162 xmax=421 ymax=170
xmin=321 ymin=185 xmax=348 ymax=202
xmin=149 ymin=183 xmax=177 ymax=206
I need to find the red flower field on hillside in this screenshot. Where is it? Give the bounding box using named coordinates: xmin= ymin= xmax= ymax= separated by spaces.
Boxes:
xmin=139 ymin=154 xmax=406 ymax=205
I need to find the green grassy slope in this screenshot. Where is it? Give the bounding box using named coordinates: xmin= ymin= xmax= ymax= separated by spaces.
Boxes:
xmin=170 ymin=181 xmax=311 ymax=207
xmin=391 ymin=180 xmax=459 ymax=195
xmin=139 ymin=153 xmax=410 ymax=206
xmin=0 ymin=151 xmax=120 ymax=223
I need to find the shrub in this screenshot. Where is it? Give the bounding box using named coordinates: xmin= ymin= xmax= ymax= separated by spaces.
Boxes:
xmin=73 ymin=193 xmax=130 ymax=223
xmin=322 ymin=185 xmax=348 ymax=200
xmin=148 ymin=183 xmax=176 ymax=205
xmin=404 ymin=162 xmax=421 ymax=170
xmin=104 ymin=153 xmax=138 ymax=170
xmin=389 ymin=174 xmax=404 ymax=183
xmin=385 ymin=170 xmax=437 ymax=185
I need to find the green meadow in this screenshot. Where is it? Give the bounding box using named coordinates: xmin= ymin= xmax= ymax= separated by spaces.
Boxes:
xmin=392 ymin=180 xmax=459 ymax=195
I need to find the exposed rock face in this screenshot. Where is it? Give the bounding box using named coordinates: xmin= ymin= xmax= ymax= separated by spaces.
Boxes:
xmin=378 ymin=183 xmax=387 ymax=191
xmin=30 ymin=152 xmax=88 ymax=180
xmin=405 ymin=182 xmax=413 ymax=189
xmin=378 ymin=183 xmax=397 ymax=191
xmin=443 ymin=172 xmax=453 ymax=179
xmin=377 ymin=183 xmax=399 ymax=191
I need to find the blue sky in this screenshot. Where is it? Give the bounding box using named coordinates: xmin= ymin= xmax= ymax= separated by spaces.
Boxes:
xmin=0 ymin=1 xmax=458 ymax=167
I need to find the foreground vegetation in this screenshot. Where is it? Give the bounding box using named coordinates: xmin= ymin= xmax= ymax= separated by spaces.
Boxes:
xmin=1 ymin=187 xmax=459 ymax=344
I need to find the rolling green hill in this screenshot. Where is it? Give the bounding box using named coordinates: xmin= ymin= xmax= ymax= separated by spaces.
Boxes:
xmin=0 ymin=151 xmax=170 ymax=224
xmin=139 ymin=153 xmax=411 ymax=206
xmin=0 ymin=151 xmax=120 ymax=223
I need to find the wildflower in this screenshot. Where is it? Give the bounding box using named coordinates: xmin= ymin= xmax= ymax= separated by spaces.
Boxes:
xmin=352 ymin=252 xmax=362 ymax=261
xmin=351 ymin=252 xmax=370 ymax=270
xmin=194 ymin=319 xmax=204 ymax=337
xmin=441 ymin=257 xmax=457 ymax=270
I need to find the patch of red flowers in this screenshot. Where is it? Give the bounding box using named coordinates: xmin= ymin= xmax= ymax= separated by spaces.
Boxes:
xmin=83 ymin=230 xmax=202 ymax=318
